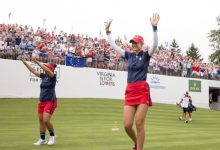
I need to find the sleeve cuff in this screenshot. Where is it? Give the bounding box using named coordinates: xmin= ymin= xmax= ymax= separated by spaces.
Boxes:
xmin=152 ymin=26 xmax=157 ymax=32
xmin=106 ymin=31 xmax=111 ymax=35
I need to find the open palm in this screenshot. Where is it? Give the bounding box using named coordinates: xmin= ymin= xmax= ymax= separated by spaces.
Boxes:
xmin=104 ymin=19 xmax=113 ymax=32
xmin=150 ymin=13 xmax=160 ymax=27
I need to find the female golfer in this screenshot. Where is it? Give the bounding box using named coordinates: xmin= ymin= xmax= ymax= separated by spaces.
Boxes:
xmin=105 ymin=13 xmax=159 ymax=150
xmin=21 ymin=57 xmax=57 ymax=146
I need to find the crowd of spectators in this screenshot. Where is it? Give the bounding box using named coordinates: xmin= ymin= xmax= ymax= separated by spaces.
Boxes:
xmin=0 ymin=23 xmax=220 ymax=80
xmin=148 ymin=49 xmax=220 ymax=80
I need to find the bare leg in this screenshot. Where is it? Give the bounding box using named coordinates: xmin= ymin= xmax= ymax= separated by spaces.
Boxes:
xmin=38 ymin=114 xmax=46 ymax=133
xmin=185 ymin=112 xmax=189 ymax=123
xmin=135 ymin=104 xmax=148 ymax=150
xmin=124 ymin=105 xmax=137 ymax=144
xmin=43 ymin=113 xmax=54 ymax=132
xmin=182 ymin=111 xmax=186 ymax=120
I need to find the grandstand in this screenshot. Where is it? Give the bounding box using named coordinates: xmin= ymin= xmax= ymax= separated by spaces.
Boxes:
xmin=0 ymin=23 xmax=220 ymax=80
xmin=1 ymin=22 xmax=220 ymax=110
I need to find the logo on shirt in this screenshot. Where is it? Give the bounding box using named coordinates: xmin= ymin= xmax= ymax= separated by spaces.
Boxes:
xmin=136 ymin=55 xmax=142 ymax=61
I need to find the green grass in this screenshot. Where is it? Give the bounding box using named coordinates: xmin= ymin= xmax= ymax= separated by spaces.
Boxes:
xmin=0 ymin=98 xmax=220 ymax=150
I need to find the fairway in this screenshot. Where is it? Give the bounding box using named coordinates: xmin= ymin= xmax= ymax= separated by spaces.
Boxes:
xmin=0 ymin=98 xmax=219 ymax=150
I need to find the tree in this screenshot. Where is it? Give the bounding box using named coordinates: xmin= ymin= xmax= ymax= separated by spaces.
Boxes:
xmin=186 ymin=43 xmax=202 ymax=61
xmin=208 ymin=15 xmax=220 ymax=64
xmin=170 ymin=39 xmax=181 ymax=54
xmin=158 ymin=44 xmax=165 ymax=51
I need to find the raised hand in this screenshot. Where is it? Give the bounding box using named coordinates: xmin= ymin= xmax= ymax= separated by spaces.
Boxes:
xmin=18 ymin=53 xmax=29 ymax=61
xmin=150 ymin=13 xmax=160 ymax=27
xmin=104 ymin=19 xmax=113 ymax=32
xmin=30 ymin=56 xmax=38 ymax=63
xmin=21 ymin=58 xmax=26 ymax=63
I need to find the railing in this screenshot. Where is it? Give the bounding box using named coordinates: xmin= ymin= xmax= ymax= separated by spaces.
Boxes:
xmin=0 ymin=50 xmax=219 ymax=81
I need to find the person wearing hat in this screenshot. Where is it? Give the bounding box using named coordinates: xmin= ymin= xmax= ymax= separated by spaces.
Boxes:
xmin=21 ymin=57 xmax=57 ymax=146
xmin=105 ymin=13 xmax=160 ymax=150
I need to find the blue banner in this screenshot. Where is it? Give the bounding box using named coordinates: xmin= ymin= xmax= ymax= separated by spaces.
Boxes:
xmin=65 ymin=56 xmax=86 ymax=67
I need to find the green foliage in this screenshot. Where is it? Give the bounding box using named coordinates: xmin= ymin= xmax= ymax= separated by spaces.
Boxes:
xmin=170 ymin=39 xmax=181 ymax=54
xmin=186 ymin=43 xmax=202 ymax=61
xmin=208 ymin=15 xmax=220 ymax=64
xmin=158 ymin=44 xmax=165 ymax=51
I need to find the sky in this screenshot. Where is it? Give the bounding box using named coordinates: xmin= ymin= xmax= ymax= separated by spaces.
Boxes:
xmin=0 ymin=0 xmax=219 ymax=61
